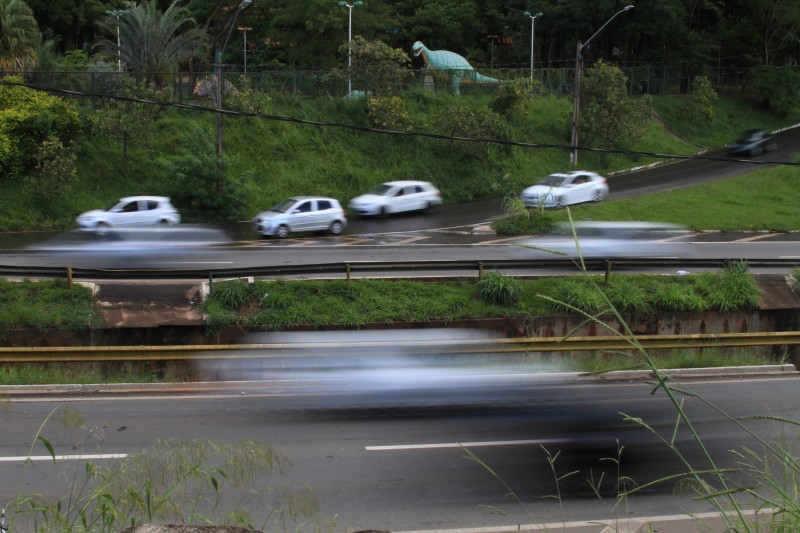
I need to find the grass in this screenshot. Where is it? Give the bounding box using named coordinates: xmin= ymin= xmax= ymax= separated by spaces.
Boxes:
xmin=3 ymin=83 xmax=797 ymax=231
xmin=0 ymin=278 xmax=104 ymax=331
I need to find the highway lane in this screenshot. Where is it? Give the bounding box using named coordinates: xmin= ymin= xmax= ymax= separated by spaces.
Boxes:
xmin=0 ymin=375 xmax=798 ymax=531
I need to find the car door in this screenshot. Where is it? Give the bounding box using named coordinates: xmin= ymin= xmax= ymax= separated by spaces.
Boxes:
xmin=113 ymin=199 xmax=147 ymax=227
xmin=289 ymin=200 xmax=316 ymax=231
xmin=569 ymin=174 xmax=592 ymax=203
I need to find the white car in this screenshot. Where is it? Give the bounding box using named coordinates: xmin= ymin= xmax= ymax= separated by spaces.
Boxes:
xmin=520 ymin=171 xmax=608 ymax=208
xmin=76 ymin=196 xmax=180 ymax=233
xmin=253 ymin=196 xmax=347 ymax=238
xmin=349 ymin=180 xmax=442 ymax=217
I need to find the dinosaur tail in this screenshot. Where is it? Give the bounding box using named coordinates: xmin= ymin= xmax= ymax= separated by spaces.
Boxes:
xmin=474 ymin=73 xmax=500 ymax=83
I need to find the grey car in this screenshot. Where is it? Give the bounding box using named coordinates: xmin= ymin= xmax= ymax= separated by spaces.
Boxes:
xmin=727 ymin=129 xmax=777 ymax=156
xmin=253 ymin=196 xmax=347 ymax=238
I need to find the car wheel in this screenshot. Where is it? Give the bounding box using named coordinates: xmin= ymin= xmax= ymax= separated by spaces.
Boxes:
xmin=275 ymin=225 xmax=289 ymax=239
xmin=95 ymin=222 xmax=111 ymax=236
xmin=749 ymin=146 xmax=761 ymax=156
xmin=592 ymin=189 xmax=607 ymax=202
xmin=158 ymin=219 xmax=171 ymax=227
xmin=379 ymin=206 xmax=388 ymax=218
xmin=554 ymin=196 xmax=565 ymax=208
xmin=329 ymin=221 xmax=344 ymax=235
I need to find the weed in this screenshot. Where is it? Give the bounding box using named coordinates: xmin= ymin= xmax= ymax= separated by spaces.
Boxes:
xmin=477 ymin=271 xmax=523 ymax=305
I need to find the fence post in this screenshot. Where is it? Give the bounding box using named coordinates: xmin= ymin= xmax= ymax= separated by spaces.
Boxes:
xmin=346 ymin=263 xmax=351 ymax=291
xmin=478 ymin=262 xmax=484 ymax=279
xmin=66 ymin=267 xmax=73 ymax=290
xmin=604 ymin=260 xmax=612 ymax=284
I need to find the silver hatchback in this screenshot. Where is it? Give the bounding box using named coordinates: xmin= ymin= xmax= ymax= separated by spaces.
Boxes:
xmin=253 ymin=196 xmax=347 ymax=238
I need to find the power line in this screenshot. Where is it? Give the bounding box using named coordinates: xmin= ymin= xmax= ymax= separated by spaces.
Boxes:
xmin=3 ymin=79 xmax=798 ymax=166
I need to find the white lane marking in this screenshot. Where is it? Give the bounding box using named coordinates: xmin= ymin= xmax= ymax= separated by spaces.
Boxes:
xmin=0 ymin=453 xmax=127 ymax=462
xmin=152 ymin=261 xmax=234 ymax=264
xmin=366 ymin=439 xmax=565 ymax=451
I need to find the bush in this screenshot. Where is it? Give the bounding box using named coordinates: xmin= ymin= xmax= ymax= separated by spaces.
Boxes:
xmin=477 ymin=272 xmax=522 ymax=305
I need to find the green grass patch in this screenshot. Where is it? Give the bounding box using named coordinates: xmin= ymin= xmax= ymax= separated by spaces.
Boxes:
xmin=0 ymin=279 xmax=104 ymax=331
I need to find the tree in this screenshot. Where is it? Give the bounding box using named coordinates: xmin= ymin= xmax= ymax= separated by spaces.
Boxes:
xmin=579 ymin=60 xmax=649 ymax=150
xmin=0 ymin=0 xmax=40 ymax=71
xmin=94 ymin=0 xmax=209 ymax=89
xmin=684 ymin=75 xmax=717 ymax=123
xmin=339 ymin=36 xmax=412 ymax=95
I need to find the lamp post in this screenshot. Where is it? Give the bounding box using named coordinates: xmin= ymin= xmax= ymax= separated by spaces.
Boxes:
xmin=522 ymin=12 xmax=542 ymax=92
xmin=570 ymin=4 xmax=633 ymax=166
xmin=105 ymin=9 xmax=127 ymax=72
xmin=216 ymin=0 xmax=252 ymax=158
xmin=338 ymin=1 xmax=363 ymax=97
xmin=238 ymin=26 xmax=252 ymax=73
xmin=486 ymin=34 xmax=499 ymax=70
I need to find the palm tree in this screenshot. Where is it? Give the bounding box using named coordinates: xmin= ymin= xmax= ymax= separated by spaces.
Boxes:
xmin=95 ymin=0 xmax=209 ymax=89
xmin=0 ymin=0 xmax=41 ymax=72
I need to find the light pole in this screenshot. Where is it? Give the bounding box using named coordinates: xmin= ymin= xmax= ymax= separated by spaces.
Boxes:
xmin=105 ymin=9 xmax=127 ymax=72
xmin=486 ymin=34 xmax=499 ymax=70
xmin=570 ymin=4 xmax=633 ymax=166
xmin=238 ymin=26 xmax=252 ymax=73
xmin=216 ymin=0 xmax=252 ymax=158
xmin=338 ymin=1 xmax=363 ymax=97
xmin=522 ymin=11 xmax=542 ymax=92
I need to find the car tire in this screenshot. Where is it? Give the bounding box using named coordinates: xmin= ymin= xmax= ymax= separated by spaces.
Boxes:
xmin=379 ymin=206 xmax=388 ymax=218
xmin=592 ymin=189 xmax=607 ymax=202
xmin=95 ymin=222 xmax=111 ymax=236
xmin=554 ymin=197 xmax=565 ymax=208
xmin=275 ymin=225 xmax=289 ymax=239
xmin=329 ymin=221 xmax=344 ymax=235
xmin=158 ymin=219 xmax=171 ymax=227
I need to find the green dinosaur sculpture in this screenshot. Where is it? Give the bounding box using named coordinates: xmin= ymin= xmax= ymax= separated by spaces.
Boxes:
xmin=412 ymin=41 xmax=499 ymax=95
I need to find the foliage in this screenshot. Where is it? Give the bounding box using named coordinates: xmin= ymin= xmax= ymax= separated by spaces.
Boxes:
xmin=490 ymin=78 xmax=535 ymax=117
xmin=491 ymin=192 xmax=554 ymax=235
xmin=0 ymin=76 xmax=81 ymax=179
xmin=0 ymin=278 xmax=104 ymax=331
xmin=750 ymin=66 xmax=800 ymax=119
xmin=0 ymin=0 xmax=40 ymax=71
xmin=227 ymin=75 xmax=272 ymax=115
xmin=342 ymin=36 xmax=413 ymax=96
xmin=93 ymin=0 xmax=209 ymax=89
xmin=26 ymin=138 xmax=78 ymax=205
xmin=7 ymin=406 xmax=318 ymax=532
xmin=431 ymin=103 xmax=507 ymax=160
xmin=368 ymin=95 xmax=412 ymax=131
xmin=157 ymin=153 xmax=249 ymax=224
xmin=580 ymin=60 xmax=649 ymax=150
xmin=477 ymin=271 xmax=523 ymax=305
xmin=683 ymin=75 xmax=717 ymax=123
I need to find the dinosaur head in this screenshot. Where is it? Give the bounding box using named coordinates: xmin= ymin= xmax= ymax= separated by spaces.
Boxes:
xmin=412 ymin=41 xmax=424 ymax=57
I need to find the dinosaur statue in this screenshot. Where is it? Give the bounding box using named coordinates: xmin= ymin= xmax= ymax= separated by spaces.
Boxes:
xmin=412 ymin=41 xmax=499 ymax=95
xmin=192 ymin=75 xmax=237 ymax=106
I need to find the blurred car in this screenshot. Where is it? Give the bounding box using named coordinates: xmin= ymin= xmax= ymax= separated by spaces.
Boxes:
xmin=520 ymin=171 xmax=608 ymax=208
xmin=76 ymin=196 xmax=180 ymax=234
xmin=348 ymin=180 xmax=442 ymax=217
xmin=253 ymin=196 xmax=347 ymax=238
xmin=727 ymin=129 xmax=777 ymax=156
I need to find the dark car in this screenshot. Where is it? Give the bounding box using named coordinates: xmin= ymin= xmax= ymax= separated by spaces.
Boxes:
xmin=728 ymin=129 xmax=777 ymax=156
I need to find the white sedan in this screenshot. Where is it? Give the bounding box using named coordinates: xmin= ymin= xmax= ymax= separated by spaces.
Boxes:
xmin=349 ymin=180 xmax=442 ymax=217
xmin=520 ymin=171 xmax=608 ymax=208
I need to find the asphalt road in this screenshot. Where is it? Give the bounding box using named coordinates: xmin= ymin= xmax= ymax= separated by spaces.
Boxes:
xmin=1 ymin=374 xmax=798 ymax=531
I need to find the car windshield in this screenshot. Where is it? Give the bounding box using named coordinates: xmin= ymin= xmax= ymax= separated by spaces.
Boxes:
xmin=539 ymin=175 xmax=567 ymax=187
xmin=106 ymin=199 xmax=126 ymax=212
xmin=369 ymin=184 xmax=395 ymax=196
xmin=271 ymin=199 xmax=298 ymax=213
xmin=739 ymin=130 xmax=762 ymax=142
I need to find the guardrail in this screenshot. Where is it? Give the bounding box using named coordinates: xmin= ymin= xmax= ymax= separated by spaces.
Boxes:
xmin=1 ymin=332 xmax=798 ymax=363
xmin=1 ymin=257 xmax=798 ymax=281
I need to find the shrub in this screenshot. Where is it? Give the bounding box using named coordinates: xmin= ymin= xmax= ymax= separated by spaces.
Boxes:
xmin=477 ymin=272 xmax=522 ymax=305
xmin=211 ymin=279 xmax=251 ymax=309
xmin=368 ymin=95 xmax=412 ymax=131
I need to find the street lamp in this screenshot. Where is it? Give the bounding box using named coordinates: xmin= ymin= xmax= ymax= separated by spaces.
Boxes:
xmin=216 ymin=0 xmax=252 ymax=158
xmin=486 ymin=34 xmax=499 ymax=70
xmin=238 ymin=26 xmax=252 ymax=73
xmin=105 ymin=9 xmax=128 ymax=72
xmin=338 ymin=1 xmax=363 ymax=97
xmin=570 ymin=4 xmax=633 ymax=166
xmin=522 ymin=11 xmax=542 ymax=91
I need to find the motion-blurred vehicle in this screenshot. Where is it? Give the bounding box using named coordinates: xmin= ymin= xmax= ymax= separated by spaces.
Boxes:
xmin=348 ymin=180 xmax=442 ymax=217
xmin=520 ymin=171 xmax=608 ymax=208
xmin=76 ymin=196 xmax=180 ymax=234
xmin=253 ymin=196 xmax=347 ymax=238
xmin=727 ymin=129 xmax=777 ymax=156
xmin=521 ymin=221 xmax=691 ymax=259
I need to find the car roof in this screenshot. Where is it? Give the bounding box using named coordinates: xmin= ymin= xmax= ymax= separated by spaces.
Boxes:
xmin=287 ymin=196 xmax=339 ymax=201
xmin=118 ymin=195 xmax=172 ymax=203
xmin=382 ymin=180 xmax=433 ymax=187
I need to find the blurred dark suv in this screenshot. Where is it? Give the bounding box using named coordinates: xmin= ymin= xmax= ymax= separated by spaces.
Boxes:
xmin=727 ymin=129 xmax=777 ymax=156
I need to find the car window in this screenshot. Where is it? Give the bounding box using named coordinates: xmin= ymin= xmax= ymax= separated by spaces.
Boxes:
xmin=317 ymin=200 xmax=332 ymax=210
xmin=146 ymin=201 xmax=159 ymax=211
xmin=541 ymin=175 xmax=566 ymax=187
xmin=271 ymin=199 xmax=297 ymax=213
xmin=412 ymin=186 xmax=424 ymax=193
xmin=121 ymin=201 xmax=139 ymax=213
xmin=572 ymin=175 xmax=587 ymax=185
xmin=395 ymin=188 xmax=405 ymax=197
xmin=295 ymin=201 xmax=312 ymax=213
xmin=371 ymin=184 xmax=394 ymax=196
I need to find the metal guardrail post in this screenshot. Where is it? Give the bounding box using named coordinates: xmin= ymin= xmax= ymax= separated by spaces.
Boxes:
xmin=478 ymin=262 xmax=484 ymax=279
xmin=346 ymin=263 xmax=351 ymax=291
xmin=208 ymin=271 xmax=213 ymax=293
xmin=604 ymin=260 xmax=612 ymax=283
xmin=66 ymin=267 xmax=73 ymax=290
